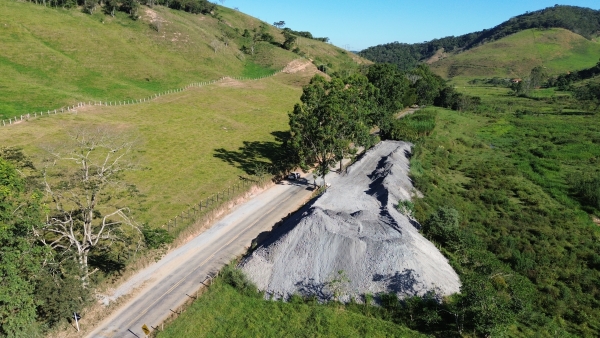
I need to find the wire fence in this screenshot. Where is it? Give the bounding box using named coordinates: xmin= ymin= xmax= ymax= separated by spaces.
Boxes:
xmin=0 ymin=69 xmax=283 ymax=128
xmin=163 ymin=175 xmax=271 ymax=237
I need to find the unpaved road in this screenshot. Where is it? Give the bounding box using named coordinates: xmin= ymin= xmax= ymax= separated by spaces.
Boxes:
xmin=87 ymin=179 xmax=314 ymax=338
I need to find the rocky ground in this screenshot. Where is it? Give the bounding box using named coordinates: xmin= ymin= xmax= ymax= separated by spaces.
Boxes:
xmin=240 ymin=141 xmax=461 ymax=301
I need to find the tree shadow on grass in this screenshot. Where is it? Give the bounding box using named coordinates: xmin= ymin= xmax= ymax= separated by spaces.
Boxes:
xmin=88 ymin=251 xmax=126 ymax=276
xmin=213 ymin=131 xmax=297 ymax=176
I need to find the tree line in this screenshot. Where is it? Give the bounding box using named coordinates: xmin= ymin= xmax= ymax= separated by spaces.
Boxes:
xmin=359 ymin=5 xmax=600 ymax=70
xmin=545 ymin=59 xmax=600 ymax=88
xmin=288 ymin=63 xmax=480 ymax=184
xmin=23 ymin=0 xmax=215 ymax=19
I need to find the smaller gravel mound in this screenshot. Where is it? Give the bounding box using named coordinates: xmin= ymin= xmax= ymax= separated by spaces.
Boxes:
xmin=240 ymin=141 xmax=461 ymax=301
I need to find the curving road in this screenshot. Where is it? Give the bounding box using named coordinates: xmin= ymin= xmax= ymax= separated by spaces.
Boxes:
xmin=88 ymin=179 xmax=315 ymax=338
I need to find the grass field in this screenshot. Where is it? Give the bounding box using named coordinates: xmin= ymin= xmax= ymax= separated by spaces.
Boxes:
xmin=157 ymin=266 xmax=425 ymax=338
xmin=0 ymin=0 xmax=365 ymax=120
xmin=430 ymin=28 xmax=600 ymax=78
xmin=0 ymin=73 xmax=315 ymax=227
xmin=407 ymin=96 xmax=600 ymax=336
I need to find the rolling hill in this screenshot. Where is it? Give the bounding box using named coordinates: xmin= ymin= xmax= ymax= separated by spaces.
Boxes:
xmin=430 ymin=27 xmax=600 ymax=78
xmin=0 ymin=0 xmax=367 ymax=120
xmin=359 ymin=5 xmax=600 ymax=73
xmin=0 ymin=0 xmax=370 ymax=239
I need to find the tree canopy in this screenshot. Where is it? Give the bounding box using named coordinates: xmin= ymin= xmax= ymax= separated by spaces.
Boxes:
xmin=288 ymin=75 xmax=377 ymax=181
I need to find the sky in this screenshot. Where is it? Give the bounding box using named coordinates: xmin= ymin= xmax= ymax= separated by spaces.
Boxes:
xmin=220 ymin=1 xmax=600 ymax=51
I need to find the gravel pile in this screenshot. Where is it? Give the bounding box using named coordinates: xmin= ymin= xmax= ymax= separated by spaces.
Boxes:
xmin=239 ymin=141 xmax=461 ymax=301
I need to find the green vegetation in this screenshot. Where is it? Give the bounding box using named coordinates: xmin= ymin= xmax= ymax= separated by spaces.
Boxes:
xmin=282 ymin=27 xmax=329 ymax=42
xmin=359 ymin=5 xmax=600 ymax=71
xmin=388 ymin=110 xmax=436 ymax=142
xmin=0 ymin=0 xmax=363 ymax=120
xmin=0 ymin=149 xmax=89 ymax=336
xmin=289 ymin=74 xmax=377 ymax=180
xmin=404 ymin=88 xmax=600 ymax=335
xmin=157 ymin=264 xmax=425 ymax=338
xmin=431 ymin=28 xmax=600 ymax=78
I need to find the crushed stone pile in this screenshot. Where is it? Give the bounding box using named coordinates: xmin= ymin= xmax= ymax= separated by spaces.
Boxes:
xmin=239 ymin=141 xmax=461 ymax=301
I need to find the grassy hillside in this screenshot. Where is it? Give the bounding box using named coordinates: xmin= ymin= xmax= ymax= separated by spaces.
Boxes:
xmin=430 ymin=28 xmax=600 ymax=78
xmin=0 ymin=73 xmax=319 ymax=227
xmin=359 ymin=5 xmax=600 ymax=71
xmin=0 ymin=0 xmax=366 ymax=120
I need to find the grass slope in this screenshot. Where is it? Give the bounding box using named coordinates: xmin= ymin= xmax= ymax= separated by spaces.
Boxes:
xmin=157 ymin=273 xmax=425 ymax=338
xmin=431 ymin=28 xmax=600 ymax=78
xmin=0 ymin=0 xmax=365 ymax=120
xmin=0 ymin=73 xmax=315 ymax=227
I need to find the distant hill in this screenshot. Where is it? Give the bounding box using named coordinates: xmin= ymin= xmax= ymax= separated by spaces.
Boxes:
xmin=430 ymin=28 xmax=600 ymax=78
xmin=0 ymin=0 xmax=368 ymax=119
xmin=359 ymin=5 xmax=600 ymax=71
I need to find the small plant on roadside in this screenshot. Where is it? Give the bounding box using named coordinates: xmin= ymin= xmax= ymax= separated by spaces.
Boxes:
xmin=326 ymin=270 xmax=350 ymax=302
xmin=396 ymin=199 xmax=415 ymax=218
xmin=142 ymin=227 xmax=174 ymax=249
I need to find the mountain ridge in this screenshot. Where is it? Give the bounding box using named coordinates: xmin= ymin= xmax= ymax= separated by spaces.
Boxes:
xmin=359 ymin=5 xmax=600 ymax=71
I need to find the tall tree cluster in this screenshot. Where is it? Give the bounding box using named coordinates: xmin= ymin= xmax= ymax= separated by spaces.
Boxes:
xmin=288 ymin=64 xmax=480 ymax=181
xmin=288 ymin=63 xmax=466 ymax=180
xmin=288 ymin=75 xmax=377 ymax=181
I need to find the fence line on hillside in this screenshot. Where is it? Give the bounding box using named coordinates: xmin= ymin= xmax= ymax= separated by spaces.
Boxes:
xmin=0 ymin=69 xmax=284 ymax=128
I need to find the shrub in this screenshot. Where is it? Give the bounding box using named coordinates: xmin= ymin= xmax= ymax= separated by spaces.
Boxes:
xmin=569 ymin=172 xmax=600 ymax=210
xmin=220 ymin=263 xmax=259 ymax=297
xmin=142 ymin=227 xmax=174 ymax=249
xmin=421 ymin=207 xmax=460 ymax=248
xmin=396 ymin=199 xmax=415 ymax=217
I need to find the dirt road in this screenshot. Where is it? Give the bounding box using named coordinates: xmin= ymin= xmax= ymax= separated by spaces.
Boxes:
xmin=87 ymin=179 xmax=314 ymax=338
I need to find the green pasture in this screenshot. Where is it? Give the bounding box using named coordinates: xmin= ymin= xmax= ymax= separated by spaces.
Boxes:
xmin=431 ymin=28 xmax=600 ymax=78
xmin=0 ymin=0 xmax=362 ymax=120
xmin=0 ymin=74 xmax=307 ymax=227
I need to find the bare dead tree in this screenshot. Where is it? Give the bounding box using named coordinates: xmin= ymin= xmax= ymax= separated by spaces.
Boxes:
xmin=35 ymin=126 xmax=143 ymax=287
xmin=406 ymin=74 xmax=422 ymax=85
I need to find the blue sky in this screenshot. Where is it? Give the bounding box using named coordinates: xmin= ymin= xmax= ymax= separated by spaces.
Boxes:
xmin=220 ymin=1 xmax=600 ymax=50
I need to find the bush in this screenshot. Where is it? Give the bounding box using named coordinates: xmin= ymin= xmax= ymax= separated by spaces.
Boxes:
xmin=142 ymin=227 xmax=174 ymax=249
xmin=421 ymin=207 xmax=460 ymax=248
xmin=396 ymin=199 xmax=415 ymax=217
xmin=220 ymin=263 xmax=259 ymax=297
xmin=569 ymin=172 xmax=600 ymax=210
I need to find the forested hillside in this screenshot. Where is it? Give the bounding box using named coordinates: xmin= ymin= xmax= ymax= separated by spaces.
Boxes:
xmin=359 ymin=5 xmax=600 ymax=70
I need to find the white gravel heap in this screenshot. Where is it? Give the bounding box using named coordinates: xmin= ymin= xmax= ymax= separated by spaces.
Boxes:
xmin=240 ymin=141 xmax=461 ymax=301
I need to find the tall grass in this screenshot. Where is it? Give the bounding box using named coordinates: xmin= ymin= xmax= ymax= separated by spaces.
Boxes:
xmin=157 ymin=264 xmax=425 ymax=338
xmin=388 ymin=110 xmax=437 ymax=142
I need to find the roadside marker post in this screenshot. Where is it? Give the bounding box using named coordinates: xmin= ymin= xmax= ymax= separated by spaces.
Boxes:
xmin=73 ymin=312 xmax=81 ymax=332
xmin=142 ymin=324 xmax=151 ymax=336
